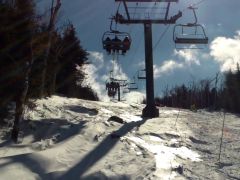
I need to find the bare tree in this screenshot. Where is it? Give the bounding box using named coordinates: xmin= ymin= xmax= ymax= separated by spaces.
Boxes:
xmin=11 ymin=36 xmax=34 ymax=142
xmin=39 ymin=0 xmax=61 ymax=98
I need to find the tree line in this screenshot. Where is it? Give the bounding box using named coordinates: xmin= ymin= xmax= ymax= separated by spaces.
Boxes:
xmin=156 ymin=65 xmax=240 ymax=113
xmin=0 ymin=0 xmax=98 ymax=142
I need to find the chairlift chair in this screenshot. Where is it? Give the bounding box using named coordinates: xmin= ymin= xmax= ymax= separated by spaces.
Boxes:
xmin=138 ymin=69 xmax=146 ymax=80
xmin=173 ymin=24 xmax=208 ymax=45
xmin=127 ymin=76 xmax=138 ymax=90
xmin=173 ymin=6 xmax=208 ymax=49
xmin=128 ymin=82 xmax=138 ymax=90
xmin=106 ymin=80 xmax=120 ymax=98
xmin=123 ymin=86 xmax=130 ymax=94
xmin=102 ymin=30 xmax=132 ymax=54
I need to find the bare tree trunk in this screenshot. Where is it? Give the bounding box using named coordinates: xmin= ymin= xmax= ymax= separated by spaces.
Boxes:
xmin=11 ymin=37 xmax=34 ymax=143
xmin=49 ymin=59 xmax=58 ymax=95
xmin=49 ymin=43 xmax=63 ymax=95
xmin=11 ymin=69 xmax=29 ymax=142
xmin=40 ymin=0 xmax=61 ymax=98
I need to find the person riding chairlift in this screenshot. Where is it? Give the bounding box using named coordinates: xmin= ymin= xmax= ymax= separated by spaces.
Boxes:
xmin=112 ymin=36 xmax=121 ymax=53
xmin=104 ymin=37 xmax=111 ymax=54
xmin=122 ymin=36 xmax=130 ymax=54
xmin=106 ymin=81 xmax=120 ymax=97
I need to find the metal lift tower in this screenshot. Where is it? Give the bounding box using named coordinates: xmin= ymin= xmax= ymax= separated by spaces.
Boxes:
xmin=114 ymin=0 xmax=182 ymax=117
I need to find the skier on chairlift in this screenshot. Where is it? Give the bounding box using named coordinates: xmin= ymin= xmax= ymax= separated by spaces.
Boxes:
xmin=122 ymin=36 xmax=130 ymax=54
xmin=112 ymin=36 xmax=121 ymax=53
xmin=104 ymin=37 xmax=112 ymax=54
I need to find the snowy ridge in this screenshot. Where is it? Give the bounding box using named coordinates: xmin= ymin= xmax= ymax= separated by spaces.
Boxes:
xmin=0 ymin=96 xmax=240 ymax=179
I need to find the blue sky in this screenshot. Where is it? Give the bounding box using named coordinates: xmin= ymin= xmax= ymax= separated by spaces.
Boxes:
xmin=37 ymin=0 xmax=240 ymax=100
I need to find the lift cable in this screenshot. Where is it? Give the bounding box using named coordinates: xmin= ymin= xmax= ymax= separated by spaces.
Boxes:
xmin=152 ymin=0 xmax=208 ymax=51
xmin=127 ymin=2 xmax=139 ymax=34
xmin=181 ymin=0 xmax=208 ymax=13
xmin=153 ymin=24 xmax=171 ymax=51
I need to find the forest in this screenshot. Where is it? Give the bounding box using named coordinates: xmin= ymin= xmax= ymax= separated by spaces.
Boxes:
xmin=156 ymin=67 xmax=240 ymax=113
xmin=0 ymin=0 xmax=97 ymax=142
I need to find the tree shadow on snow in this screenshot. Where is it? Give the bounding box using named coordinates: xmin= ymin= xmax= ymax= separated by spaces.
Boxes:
xmin=81 ymin=171 xmax=131 ymax=180
xmin=0 ymin=118 xmax=86 ymax=147
xmin=55 ymin=118 xmax=148 ymax=180
xmin=21 ymin=118 xmax=87 ymax=144
xmin=0 ymin=118 xmax=87 ymax=180
xmin=0 ymin=116 xmax=149 ymax=179
xmin=64 ymin=105 xmax=98 ymax=116
xmin=0 ymin=152 xmax=50 ymax=179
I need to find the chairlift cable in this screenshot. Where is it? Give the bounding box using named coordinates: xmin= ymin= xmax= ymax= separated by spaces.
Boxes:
xmin=153 ymin=24 xmax=171 ymax=51
xmin=153 ymin=0 xmax=206 ymax=50
xmin=181 ymin=0 xmax=208 ymax=13
xmin=128 ymin=3 xmax=138 ymax=34
xmin=116 ymin=1 xmax=122 ymax=14
xmin=192 ymin=0 xmax=207 ymax=7
xmin=128 ymin=29 xmax=144 ymax=65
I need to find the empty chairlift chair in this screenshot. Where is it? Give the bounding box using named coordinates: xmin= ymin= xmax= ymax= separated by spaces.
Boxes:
xmin=173 ymin=7 xmax=208 ymax=49
xmin=138 ymin=69 xmax=146 ymax=80
xmin=127 ymin=76 xmax=138 ymax=91
xmin=128 ymin=82 xmax=138 ymax=90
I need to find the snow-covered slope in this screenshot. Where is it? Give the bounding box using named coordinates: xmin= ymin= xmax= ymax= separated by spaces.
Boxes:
xmin=0 ymin=96 xmax=239 ymax=180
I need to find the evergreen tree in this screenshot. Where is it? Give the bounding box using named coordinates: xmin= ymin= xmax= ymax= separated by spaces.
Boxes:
xmin=57 ymin=23 xmax=88 ymax=96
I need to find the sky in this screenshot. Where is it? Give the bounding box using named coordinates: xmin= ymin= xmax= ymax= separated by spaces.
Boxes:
xmin=37 ymin=0 xmax=240 ymax=100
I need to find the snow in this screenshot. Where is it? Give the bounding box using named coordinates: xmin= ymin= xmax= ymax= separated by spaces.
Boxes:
xmin=0 ymin=96 xmax=240 ymax=179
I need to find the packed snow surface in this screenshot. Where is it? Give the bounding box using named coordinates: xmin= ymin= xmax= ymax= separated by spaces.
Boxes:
xmin=0 ymin=96 xmax=240 ymax=179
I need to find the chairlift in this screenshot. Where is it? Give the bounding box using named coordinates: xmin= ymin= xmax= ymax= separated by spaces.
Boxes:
xmin=123 ymin=86 xmax=130 ymax=94
xmin=105 ymin=69 xmax=129 ymax=97
xmin=102 ymin=17 xmax=131 ymax=54
xmin=111 ymin=77 xmax=128 ymax=87
xmin=106 ymin=80 xmax=120 ymax=98
xmin=128 ymin=76 xmax=138 ymax=90
xmin=173 ymin=6 xmax=208 ymax=49
xmin=128 ymin=82 xmax=138 ymax=90
xmin=138 ymin=69 xmax=146 ymax=80
xmin=102 ymin=31 xmax=132 ymax=54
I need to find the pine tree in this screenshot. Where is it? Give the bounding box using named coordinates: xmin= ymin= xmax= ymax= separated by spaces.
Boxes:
xmin=56 ymin=23 xmax=88 ymax=96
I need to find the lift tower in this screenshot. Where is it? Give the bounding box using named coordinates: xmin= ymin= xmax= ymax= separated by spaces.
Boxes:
xmin=114 ymin=0 xmax=182 ymax=117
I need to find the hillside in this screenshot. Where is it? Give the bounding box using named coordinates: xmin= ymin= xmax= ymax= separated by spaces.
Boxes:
xmin=0 ymin=96 xmax=239 ymax=180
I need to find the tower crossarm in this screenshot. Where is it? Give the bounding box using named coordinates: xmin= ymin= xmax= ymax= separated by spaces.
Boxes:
xmin=115 ymin=11 xmax=182 ymax=24
xmin=114 ymin=0 xmax=182 ymax=24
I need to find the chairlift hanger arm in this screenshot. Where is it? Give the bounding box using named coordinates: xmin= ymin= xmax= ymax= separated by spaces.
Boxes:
xmin=187 ymin=6 xmax=198 ymax=25
xmin=122 ymin=0 xmax=130 ymax=20
xmin=165 ymin=2 xmax=171 ymax=20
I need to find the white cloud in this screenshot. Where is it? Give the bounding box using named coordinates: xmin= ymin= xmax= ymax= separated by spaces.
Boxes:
xmin=137 ymin=61 xmax=145 ymax=68
xmin=81 ymin=63 xmax=109 ymax=102
xmin=88 ymin=51 xmax=104 ymax=67
xmin=81 ymin=51 xmax=108 ymax=101
xmin=109 ymin=60 xmax=128 ymax=81
xmin=154 ymin=60 xmax=184 ymax=78
xmin=210 ymin=31 xmax=240 ymax=72
xmin=174 ymin=48 xmax=200 ymax=65
xmin=81 ymin=51 xmax=130 ymax=101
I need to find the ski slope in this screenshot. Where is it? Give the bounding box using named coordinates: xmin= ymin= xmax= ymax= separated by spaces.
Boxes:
xmin=0 ymin=96 xmax=239 ymax=179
